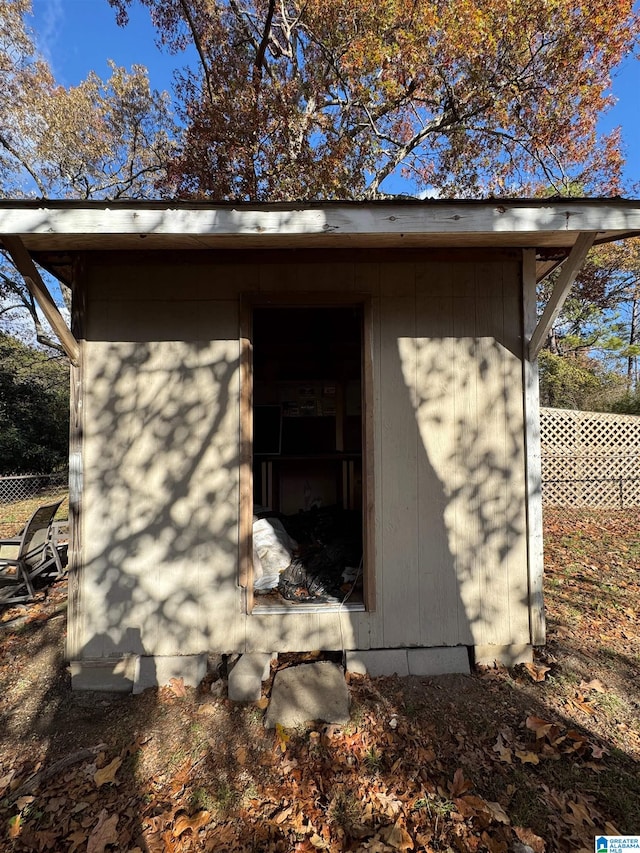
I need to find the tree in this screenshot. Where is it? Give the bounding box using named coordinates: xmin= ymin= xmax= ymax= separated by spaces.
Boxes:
xmin=538 ymin=350 xmax=626 ymax=411
xmin=110 ymin=0 xmax=639 ymax=200
xmin=537 ymin=238 xmax=640 ymax=403
xmin=0 ymin=333 xmax=69 ymax=474
xmin=575 ymin=238 xmax=640 ymax=387
xmin=1 ymin=0 xmax=176 ymax=199
xmin=0 ymin=0 xmax=177 ymax=349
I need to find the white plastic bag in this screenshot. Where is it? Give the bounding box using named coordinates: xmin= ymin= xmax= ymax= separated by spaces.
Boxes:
xmin=252 ymin=517 xmax=297 ymax=590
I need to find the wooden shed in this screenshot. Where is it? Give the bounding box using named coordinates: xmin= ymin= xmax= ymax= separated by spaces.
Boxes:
xmin=2 ymin=199 xmax=639 ymax=690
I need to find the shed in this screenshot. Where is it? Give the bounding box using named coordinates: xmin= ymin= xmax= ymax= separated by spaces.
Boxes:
xmin=2 ymin=199 xmax=639 ymax=690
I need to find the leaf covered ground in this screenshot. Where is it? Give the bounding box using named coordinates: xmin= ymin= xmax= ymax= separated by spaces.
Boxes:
xmin=0 ymin=507 xmax=638 ymax=852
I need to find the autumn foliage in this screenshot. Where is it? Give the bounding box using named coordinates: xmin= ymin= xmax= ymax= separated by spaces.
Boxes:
xmin=0 ymin=0 xmax=175 ymax=200
xmin=109 ymin=0 xmax=640 ymax=200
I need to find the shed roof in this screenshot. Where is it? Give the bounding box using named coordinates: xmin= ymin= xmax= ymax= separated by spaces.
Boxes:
xmin=2 ymin=198 xmax=639 ymax=366
xmin=1 ymin=197 xmax=640 ymax=255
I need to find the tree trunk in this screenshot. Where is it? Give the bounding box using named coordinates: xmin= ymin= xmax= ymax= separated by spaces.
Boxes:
xmin=628 ymin=296 xmax=638 ymax=391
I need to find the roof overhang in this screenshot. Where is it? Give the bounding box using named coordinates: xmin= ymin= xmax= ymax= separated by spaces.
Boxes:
xmin=1 ymin=198 xmax=639 ymax=364
xmin=0 ymin=198 xmax=639 ymax=259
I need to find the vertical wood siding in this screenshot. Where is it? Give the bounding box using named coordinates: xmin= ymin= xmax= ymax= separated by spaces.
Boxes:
xmin=76 ymin=252 xmax=530 ymax=659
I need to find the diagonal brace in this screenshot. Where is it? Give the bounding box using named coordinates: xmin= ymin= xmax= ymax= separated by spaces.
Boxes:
xmin=528 ymin=231 xmax=596 ymax=361
xmin=528 ymin=231 xmax=597 ymax=361
xmin=2 ymin=234 xmax=79 ymax=365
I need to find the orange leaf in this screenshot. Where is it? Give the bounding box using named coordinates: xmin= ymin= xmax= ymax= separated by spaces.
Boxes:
xmin=567 ymin=696 xmax=596 ymax=716
xmin=525 ymin=716 xmax=554 ymax=739
xmin=173 ymin=810 xmax=211 ymax=837
xmin=523 ymin=663 xmax=550 ymax=682
xmin=514 ymin=826 xmax=545 ymax=853
xmin=168 ymin=677 xmax=187 ymax=697
xmin=8 ymin=814 xmax=21 ymax=840
xmin=94 ymin=757 xmax=122 ymax=787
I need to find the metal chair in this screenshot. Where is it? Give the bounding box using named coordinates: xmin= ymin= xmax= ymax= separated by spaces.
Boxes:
xmin=0 ymin=501 xmax=64 ymax=604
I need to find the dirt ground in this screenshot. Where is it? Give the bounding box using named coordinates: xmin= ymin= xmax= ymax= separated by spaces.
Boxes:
xmin=0 ymin=506 xmax=638 ymax=852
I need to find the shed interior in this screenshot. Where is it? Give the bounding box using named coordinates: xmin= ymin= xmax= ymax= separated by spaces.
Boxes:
xmin=251 ymin=306 xmax=365 ymax=609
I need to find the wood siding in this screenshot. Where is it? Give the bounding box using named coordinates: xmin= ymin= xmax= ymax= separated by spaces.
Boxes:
xmin=75 ymin=251 xmax=531 ymax=658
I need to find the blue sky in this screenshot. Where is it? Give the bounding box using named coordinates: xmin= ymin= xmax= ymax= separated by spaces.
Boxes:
xmin=30 ymin=0 xmax=640 ymax=193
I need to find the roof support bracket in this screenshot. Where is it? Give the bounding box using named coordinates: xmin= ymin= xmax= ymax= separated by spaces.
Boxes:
xmin=528 ymin=231 xmax=596 ymax=361
xmin=2 ymin=235 xmax=79 ymax=365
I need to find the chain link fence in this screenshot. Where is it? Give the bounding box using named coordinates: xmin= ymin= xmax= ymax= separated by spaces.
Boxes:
xmin=0 ymin=472 xmax=68 ymax=504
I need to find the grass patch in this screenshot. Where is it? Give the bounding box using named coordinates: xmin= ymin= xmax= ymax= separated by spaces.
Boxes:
xmin=0 ymin=490 xmax=68 ymax=537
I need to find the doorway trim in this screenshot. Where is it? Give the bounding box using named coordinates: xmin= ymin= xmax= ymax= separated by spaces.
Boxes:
xmin=239 ymin=291 xmax=376 ymax=614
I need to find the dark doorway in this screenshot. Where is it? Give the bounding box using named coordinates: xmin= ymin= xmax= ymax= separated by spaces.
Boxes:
xmin=251 ymin=305 xmax=365 ymax=610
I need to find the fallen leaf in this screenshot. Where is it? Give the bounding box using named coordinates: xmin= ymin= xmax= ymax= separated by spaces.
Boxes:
xmin=455 ymin=795 xmax=490 ymax=818
xmin=566 ymin=800 xmax=594 ymax=827
xmin=94 ymin=756 xmax=122 ymax=787
xmin=380 ymin=820 xmax=414 ymax=850
xmin=481 ymin=829 xmax=508 ymax=853
xmin=515 ymin=750 xmax=539 ymax=765
xmin=590 ymin=742 xmax=608 ymax=759
xmin=493 ymin=734 xmax=512 ymax=764
xmin=173 ymin=810 xmax=211 ymax=836
xmin=0 ymin=770 xmax=15 ymax=796
xmin=255 ymin=697 xmax=269 ymax=709
xmin=514 ymin=826 xmax=545 ymax=852
xmin=8 ymin=814 xmax=21 ymax=839
xmin=309 ymin=832 xmax=330 ymax=849
xmin=523 ymin=663 xmax=550 ymax=682
xmin=578 ymin=678 xmax=607 ymax=693
xmin=525 ymin=716 xmax=554 ymax=739
xmin=274 ymin=805 xmax=293 ymax=824
xmin=168 ymin=677 xmax=187 ymax=697
xmin=415 ymin=831 xmax=434 ymax=849
xmin=372 ymin=789 xmax=403 ymax=818
xmin=67 ymin=828 xmax=89 ymax=853
xmin=485 ymin=801 xmax=510 ymax=825
xmin=567 ymin=695 xmax=596 ymax=716
xmin=275 ymin=723 xmax=291 ymax=753
xmin=449 ymin=768 xmax=473 ymax=797
xmin=87 ymin=809 xmax=119 ymax=853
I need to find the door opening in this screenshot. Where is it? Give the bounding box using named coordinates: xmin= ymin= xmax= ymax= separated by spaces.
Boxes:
xmin=249 ymin=305 xmax=366 ymax=611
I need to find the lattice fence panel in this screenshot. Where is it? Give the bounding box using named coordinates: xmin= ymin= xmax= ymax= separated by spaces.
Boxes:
xmin=541 ymin=407 xmax=640 ymax=507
